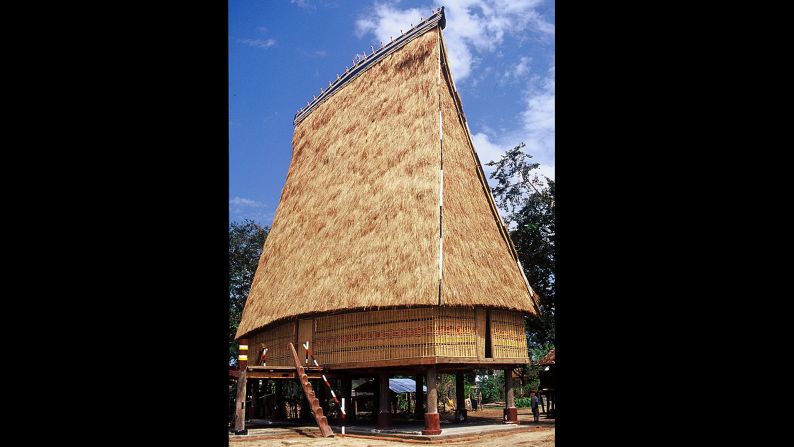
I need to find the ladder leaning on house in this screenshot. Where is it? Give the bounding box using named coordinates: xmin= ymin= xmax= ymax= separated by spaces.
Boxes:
xmin=289 ymin=342 xmax=334 ymax=437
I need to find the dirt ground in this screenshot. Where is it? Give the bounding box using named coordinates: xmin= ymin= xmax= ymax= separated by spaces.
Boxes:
xmin=230 ymin=407 xmax=554 ymax=446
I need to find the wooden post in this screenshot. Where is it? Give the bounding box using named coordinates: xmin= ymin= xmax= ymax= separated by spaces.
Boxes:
xmin=504 ymin=368 xmax=518 ymax=424
xmin=454 ymin=373 xmax=467 ymax=422
xmin=414 ymin=374 xmax=424 ymax=419
xmin=233 ymin=338 xmax=249 ymax=434
xmin=233 ymin=369 xmax=248 ymax=434
xmin=377 ymin=373 xmax=392 ymax=429
xmin=422 ymin=367 xmax=441 ymax=435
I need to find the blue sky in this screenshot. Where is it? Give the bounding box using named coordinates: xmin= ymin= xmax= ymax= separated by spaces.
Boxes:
xmin=230 ymin=0 xmax=555 ymax=226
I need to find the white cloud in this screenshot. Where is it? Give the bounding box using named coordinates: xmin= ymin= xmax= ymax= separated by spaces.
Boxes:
xmin=537 ymin=163 xmax=554 ymax=181
xmin=229 ymin=197 xmax=264 ymax=207
xmin=291 ymin=0 xmax=312 ymax=9
xmin=470 ymin=66 xmax=554 ymax=187
xmin=520 ymin=66 xmax=554 ymax=160
xmin=230 ymin=197 xmax=273 ymax=224
xmin=355 ymin=4 xmax=426 ymax=40
xmin=471 ymin=131 xmax=509 ymax=168
xmin=237 ymin=38 xmax=276 ymax=49
xmin=513 ymin=56 xmax=530 ymax=77
xmin=355 ymin=0 xmax=552 ymax=82
xmin=499 ymin=56 xmax=531 ymax=84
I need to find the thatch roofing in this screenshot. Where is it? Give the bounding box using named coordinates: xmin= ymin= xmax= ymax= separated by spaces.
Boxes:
xmin=236 ymin=8 xmax=540 ymax=340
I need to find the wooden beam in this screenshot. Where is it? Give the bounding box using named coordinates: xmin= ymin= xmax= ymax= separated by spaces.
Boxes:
xmin=245 ymin=371 xmax=328 ymax=380
xmin=322 ymin=356 xmax=529 ymax=371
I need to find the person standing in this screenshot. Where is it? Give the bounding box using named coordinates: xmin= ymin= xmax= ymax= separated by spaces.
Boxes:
xmin=530 ymin=391 xmax=540 ymax=423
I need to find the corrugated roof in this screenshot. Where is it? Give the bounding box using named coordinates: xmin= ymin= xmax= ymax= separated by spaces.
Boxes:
xmin=354 ymin=378 xmax=427 ymax=394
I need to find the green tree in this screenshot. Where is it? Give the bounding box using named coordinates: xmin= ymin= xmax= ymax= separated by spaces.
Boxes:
xmin=486 ymin=142 xmax=555 ymax=351
xmin=478 ymin=371 xmax=505 ymax=403
xmin=229 ymin=219 xmax=269 ymax=365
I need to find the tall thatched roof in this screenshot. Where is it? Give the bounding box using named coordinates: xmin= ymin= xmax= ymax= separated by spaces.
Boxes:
xmin=236 ymin=8 xmax=540 ymax=339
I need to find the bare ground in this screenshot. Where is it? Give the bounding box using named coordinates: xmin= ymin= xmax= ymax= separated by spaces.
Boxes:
xmin=230 ymin=407 xmax=554 ymax=446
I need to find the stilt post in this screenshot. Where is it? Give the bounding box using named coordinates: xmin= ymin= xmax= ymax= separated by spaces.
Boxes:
xmin=377 ymin=372 xmax=392 ymax=429
xmin=422 ymin=367 xmax=442 ymax=435
xmin=455 ymin=372 xmax=467 ymax=422
xmin=504 ymin=368 xmax=518 ymax=424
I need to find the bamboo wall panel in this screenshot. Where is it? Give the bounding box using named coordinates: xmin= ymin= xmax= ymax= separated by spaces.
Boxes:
xmin=489 ymin=310 xmax=528 ymax=359
xmin=433 ymin=307 xmax=477 ymax=358
xmin=249 ymin=307 xmax=527 ymax=366
xmin=313 ymin=308 xmax=437 ymax=365
xmin=248 ymin=321 xmax=296 ymax=366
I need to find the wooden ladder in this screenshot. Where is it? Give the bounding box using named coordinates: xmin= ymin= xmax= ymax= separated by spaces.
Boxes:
xmin=289 ymin=342 xmax=334 ymax=437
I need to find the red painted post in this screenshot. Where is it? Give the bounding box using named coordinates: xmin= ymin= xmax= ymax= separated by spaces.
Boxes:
xmin=422 ymin=368 xmax=442 ymax=435
xmin=504 ymin=368 xmax=518 ymax=424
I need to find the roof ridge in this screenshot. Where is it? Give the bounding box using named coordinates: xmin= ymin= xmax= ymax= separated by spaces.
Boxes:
xmin=293 ymin=6 xmax=446 ymax=126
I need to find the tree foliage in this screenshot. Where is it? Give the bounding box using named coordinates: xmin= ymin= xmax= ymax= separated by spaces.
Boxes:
xmin=486 ymin=142 xmax=555 ymax=351
xmin=229 ymin=219 xmax=269 ymax=365
xmin=478 ymin=371 xmax=504 ymax=403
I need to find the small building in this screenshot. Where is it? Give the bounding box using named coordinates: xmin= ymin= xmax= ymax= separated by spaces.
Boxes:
xmin=537 ymin=348 xmax=555 ymax=416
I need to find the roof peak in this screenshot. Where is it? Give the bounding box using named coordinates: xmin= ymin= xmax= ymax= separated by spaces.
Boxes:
xmin=293 ymin=7 xmax=446 ymax=126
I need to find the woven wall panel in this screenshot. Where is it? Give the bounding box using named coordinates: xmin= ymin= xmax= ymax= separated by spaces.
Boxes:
xmin=313 ymin=308 xmax=436 ymax=364
xmin=433 ymin=307 xmax=477 ymax=358
xmin=489 ymin=310 xmax=528 ymax=359
xmin=248 ymin=320 xmax=296 ymax=366
xmin=247 ymin=307 xmax=527 ymax=366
